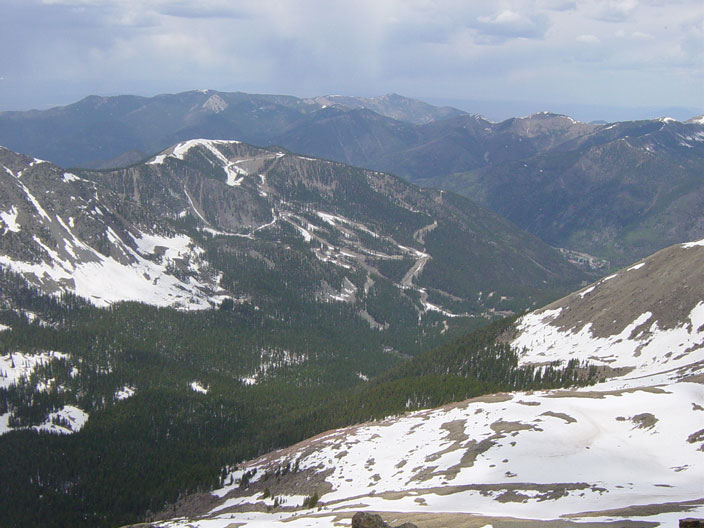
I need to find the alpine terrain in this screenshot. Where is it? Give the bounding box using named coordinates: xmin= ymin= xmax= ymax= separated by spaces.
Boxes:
xmin=2 ymin=90 xmax=702 ymax=266
xmin=0 ymin=140 xmax=587 ymax=527
xmin=1 ymin=94 xmax=701 ymax=528
xmin=145 ymin=239 xmax=704 ymax=528
xmin=0 ymin=140 xmax=583 ymax=317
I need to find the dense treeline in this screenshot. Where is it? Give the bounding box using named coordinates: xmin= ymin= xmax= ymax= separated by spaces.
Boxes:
xmin=0 ymin=270 xmax=593 ymax=528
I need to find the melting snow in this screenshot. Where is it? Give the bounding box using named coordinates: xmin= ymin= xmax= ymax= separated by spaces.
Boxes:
xmin=513 ymin=302 xmax=704 ymax=383
xmin=0 ymin=206 xmax=20 ymax=232
xmin=148 ymin=140 xmax=248 ymax=185
xmin=0 ymin=351 xmax=68 ymax=390
xmin=191 ymin=381 xmax=209 ymax=394
xmin=0 ymin=352 xmax=88 ymax=436
xmin=682 ymin=238 xmax=704 ymax=249
xmin=578 ymin=285 xmax=595 ymax=298
xmin=115 ymin=386 xmax=136 ymax=400
xmin=190 ymin=381 xmax=704 ymax=528
xmin=34 ymin=405 xmax=88 ymax=435
xmin=62 ymin=172 xmax=80 ymax=183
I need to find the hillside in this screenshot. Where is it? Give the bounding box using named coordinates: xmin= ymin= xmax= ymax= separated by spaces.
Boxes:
xmin=2 ymin=91 xmax=702 ymax=266
xmin=0 ymin=141 xmax=584 ymax=319
xmin=0 ymin=141 xmax=588 ymax=527
xmin=147 ymin=239 xmax=704 ymax=528
xmin=432 ymin=116 xmax=704 ymax=265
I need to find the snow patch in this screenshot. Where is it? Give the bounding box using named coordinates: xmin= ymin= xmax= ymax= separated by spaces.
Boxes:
xmin=34 ymin=405 xmax=88 ymax=435
xmin=0 ymin=351 xmax=69 ymax=390
xmin=148 ymin=139 xmax=247 ymax=187
xmin=62 ymin=172 xmax=80 ymax=183
xmin=681 ymin=238 xmax=704 ymax=249
xmin=115 ymin=386 xmax=136 ymax=400
xmin=0 ymin=206 xmax=20 ymax=232
xmin=514 ymin=301 xmax=704 ymax=383
xmin=202 ymin=381 xmax=704 ymax=528
xmin=578 ymin=285 xmax=595 ymax=298
xmin=191 ymin=381 xmax=209 ymax=394
xmin=241 ymin=349 xmax=308 ymax=386
xmin=202 ymin=94 xmax=228 ymax=113
xmin=0 ymin=225 xmax=223 ymax=310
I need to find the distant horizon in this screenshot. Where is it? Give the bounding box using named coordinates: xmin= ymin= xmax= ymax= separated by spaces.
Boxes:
xmin=1 ymin=87 xmax=702 ymax=125
xmin=3 ymin=1 xmax=702 ymax=123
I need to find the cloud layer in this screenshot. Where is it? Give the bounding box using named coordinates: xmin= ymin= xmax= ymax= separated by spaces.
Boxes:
xmin=1 ymin=0 xmax=702 ymax=118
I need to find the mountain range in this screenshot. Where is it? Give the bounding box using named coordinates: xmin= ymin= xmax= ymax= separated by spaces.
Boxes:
xmin=2 ymin=90 xmax=702 ymax=265
xmin=0 ymin=140 xmax=583 ymax=320
xmin=0 ymin=91 xmax=464 ymax=170
xmin=0 ymin=137 xmax=589 ymax=527
xmin=0 ymin=91 xmax=702 ymax=528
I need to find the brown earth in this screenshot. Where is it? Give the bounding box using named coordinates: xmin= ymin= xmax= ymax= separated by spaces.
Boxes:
xmin=526 ymin=243 xmax=704 ymax=339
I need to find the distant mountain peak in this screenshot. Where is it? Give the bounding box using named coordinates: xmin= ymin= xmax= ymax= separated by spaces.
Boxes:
xmin=518 ymin=111 xmax=582 ymax=124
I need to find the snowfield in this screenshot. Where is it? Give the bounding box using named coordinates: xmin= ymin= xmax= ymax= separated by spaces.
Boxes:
xmin=155 ymin=381 xmax=704 ymax=528
xmin=0 ymin=227 xmax=225 ymax=310
xmin=0 ymin=351 xmax=90 ymax=436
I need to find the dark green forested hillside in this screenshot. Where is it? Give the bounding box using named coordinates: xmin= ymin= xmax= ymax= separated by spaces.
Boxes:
xmin=0 ymin=269 xmax=596 ymax=528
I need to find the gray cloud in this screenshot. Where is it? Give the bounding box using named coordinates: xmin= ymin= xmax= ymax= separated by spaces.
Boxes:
xmin=0 ymin=0 xmax=701 ymax=117
xmin=539 ymin=0 xmax=578 ymax=11
xmin=589 ymin=0 xmax=638 ymax=22
xmin=470 ymin=9 xmax=551 ymax=42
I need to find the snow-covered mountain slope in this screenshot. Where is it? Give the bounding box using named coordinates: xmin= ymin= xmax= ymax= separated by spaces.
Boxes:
xmin=150 ymin=240 xmax=704 ymax=528
xmin=512 ymin=239 xmax=704 ymax=386
xmin=0 ymin=147 xmax=226 ymax=309
xmin=1 ymin=141 xmax=585 ymax=319
xmin=0 ymin=351 xmax=88 ymax=435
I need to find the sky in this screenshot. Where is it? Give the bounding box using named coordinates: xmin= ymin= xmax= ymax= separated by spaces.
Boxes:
xmin=1 ymin=0 xmax=702 ymax=121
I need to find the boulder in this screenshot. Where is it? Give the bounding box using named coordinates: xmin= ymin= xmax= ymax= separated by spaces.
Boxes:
xmin=351 ymin=512 xmax=418 ymax=528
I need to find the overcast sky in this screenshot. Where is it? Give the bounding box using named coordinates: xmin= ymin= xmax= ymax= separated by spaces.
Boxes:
xmin=1 ymin=0 xmax=702 ymax=121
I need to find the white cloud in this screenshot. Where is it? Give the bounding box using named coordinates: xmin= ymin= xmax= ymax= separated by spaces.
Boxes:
xmin=576 ymin=34 xmax=601 ymax=43
xmin=631 ymin=31 xmax=655 ymax=39
xmin=472 ymin=8 xmax=550 ymax=42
